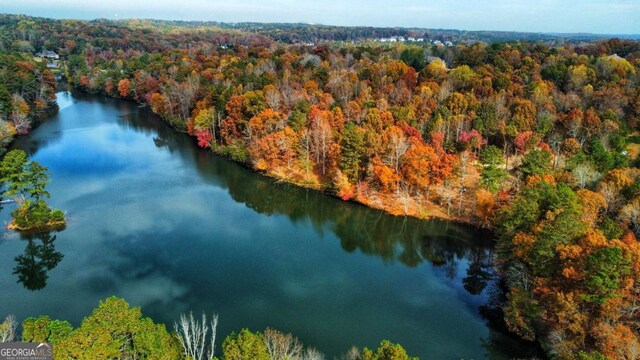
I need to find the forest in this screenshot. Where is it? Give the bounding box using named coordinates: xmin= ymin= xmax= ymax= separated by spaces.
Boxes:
xmin=109 ymin=20 xmax=582 ymax=44
xmin=0 ymin=49 xmax=57 ymax=154
xmin=0 ymin=297 xmax=415 ymax=360
xmin=1 ymin=13 xmax=640 ymax=358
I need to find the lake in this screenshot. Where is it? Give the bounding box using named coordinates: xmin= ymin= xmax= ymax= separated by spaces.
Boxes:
xmin=0 ymin=91 xmax=538 ymax=359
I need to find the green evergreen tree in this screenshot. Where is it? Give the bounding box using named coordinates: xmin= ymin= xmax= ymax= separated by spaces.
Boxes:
xmin=340 ymin=122 xmax=366 ymax=183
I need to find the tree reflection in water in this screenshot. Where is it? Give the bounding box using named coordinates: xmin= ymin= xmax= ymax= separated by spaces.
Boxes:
xmin=9 ymin=92 xmax=540 ymax=357
xmin=13 ymin=231 xmax=63 ymax=291
xmin=141 ymin=108 xmax=499 ymax=297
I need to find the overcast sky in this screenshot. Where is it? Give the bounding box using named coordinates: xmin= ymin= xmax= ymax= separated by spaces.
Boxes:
xmin=4 ymin=0 xmax=639 ymax=35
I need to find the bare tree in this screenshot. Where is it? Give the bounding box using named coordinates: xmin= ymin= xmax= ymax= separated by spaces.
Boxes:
xmin=505 ymin=262 xmax=532 ymax=291
xmin=599 ymin=182 xmax=623 ymax=213
xmin=0 ymin=315 xmax=16 ymax=343
xmin=275 ymin=132 xmax=294 ymax=171
xmin=437 ymin=79 xmax=453 ymax=104
xmin=621 ymin=280 xmax=640 ymax=332
xmin=279 ymin=70 xmax=302 ymax=109
xmin=625 ymin=341 xmax=640 ymax=360
xmin=174 ymin=312 xmax=219 ymax=360
xmin=572 ymin=162 xmax=600 ymax=188
xmin=326 ymin=70 xmax=353 ymax=106
xmin=438 ymin=182 xmax=456 ymax=216
xmin=11 ymin=94 xmax=30 ymax=134
xmin=547 ymin=132 xmax=563 ymax=169
xmin=302 ymin=348 xmax=325 ymax=360
xmin=179 ymin=75 xmax=200 ymax=122
xmin=36 ymin=70 xmax=52 ymax=106
xmin=263 ymin=328 xmax=303 ymax=360
xmin=457 ymin=151 xmax=470 ymax=215
xmin=621 ymin=198 xmax=640 ymax=238
xmin=397 ymin=185 xmax=412 ymax=215
xmin=11 ymin=110 xmax=30 ymax=135
xmin=265 ymin=87 xmax=283 ymax=109
xmin=547 ymin=329 xmax=574 ymax=359
xmin=387 ymin=130 xmax=409 ymax=174
xmin=255 ymin=59 xmax=276 ymax=76
xmin=339 ymin=347 xmax=361 ymax=360
xmin=310 ymin=117 xmax=332 ymax=175
xmin=165 ymin=74 xmax=200 ymax=125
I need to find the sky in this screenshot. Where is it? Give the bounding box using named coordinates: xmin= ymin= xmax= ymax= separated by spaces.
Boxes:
xmin=4 ymin=0 xmax=639 ymax=35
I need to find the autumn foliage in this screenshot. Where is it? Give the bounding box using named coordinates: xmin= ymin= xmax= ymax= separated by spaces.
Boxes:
xmin=497 ymin=180 xmax=640 ymax=358
xmin=7 ymin=14 xmax=640 ymax=357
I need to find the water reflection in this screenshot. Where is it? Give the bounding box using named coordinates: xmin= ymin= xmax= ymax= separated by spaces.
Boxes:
xmin=0 ymin=90 xmax=542 ymax=358
xmin=122 ymin=102 xmax=496 ymax=278
xmin=464 ymin=250 xmax=494 ymax=295
xmin=105 ymin=92 xmax=531 ymax=354
xmin=13 ymin=231 xmax=63 ymax=291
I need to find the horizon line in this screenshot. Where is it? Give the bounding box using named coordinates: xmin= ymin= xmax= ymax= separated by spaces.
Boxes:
xmin=2 ymin=12 xmax=639 ymax=38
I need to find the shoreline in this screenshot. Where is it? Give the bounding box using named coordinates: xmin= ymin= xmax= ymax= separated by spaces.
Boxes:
xmin=71 ymin=88 xmax=484 ymax=228
xmin=7 ymin=219 xmax=66 ymax=232
xmin=240 ymin=162 xmax=482 ymax=227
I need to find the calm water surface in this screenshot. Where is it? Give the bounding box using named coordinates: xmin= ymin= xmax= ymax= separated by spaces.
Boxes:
xmin=0 ymin=91 xmax=538 ymax=359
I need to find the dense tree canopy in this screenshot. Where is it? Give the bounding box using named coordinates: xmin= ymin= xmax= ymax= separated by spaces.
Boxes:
xmin=1 ymin=14 xmax=640 ymax=357
xmin=5 ymin=297 xmax=418 ymax=360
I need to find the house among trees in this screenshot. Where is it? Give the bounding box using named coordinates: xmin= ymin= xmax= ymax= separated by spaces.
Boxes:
xmin=607 ymin=53 xmax=624 ymax=61
xmin=35 ymin=50 xmax=59 ymax=60
xmin=35 ymin=49 xmax=61 ymax=73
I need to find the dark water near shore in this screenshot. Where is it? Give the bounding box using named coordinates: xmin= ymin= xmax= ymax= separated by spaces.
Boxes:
xmin=0 ymin=91 xmax=539 ymax=359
